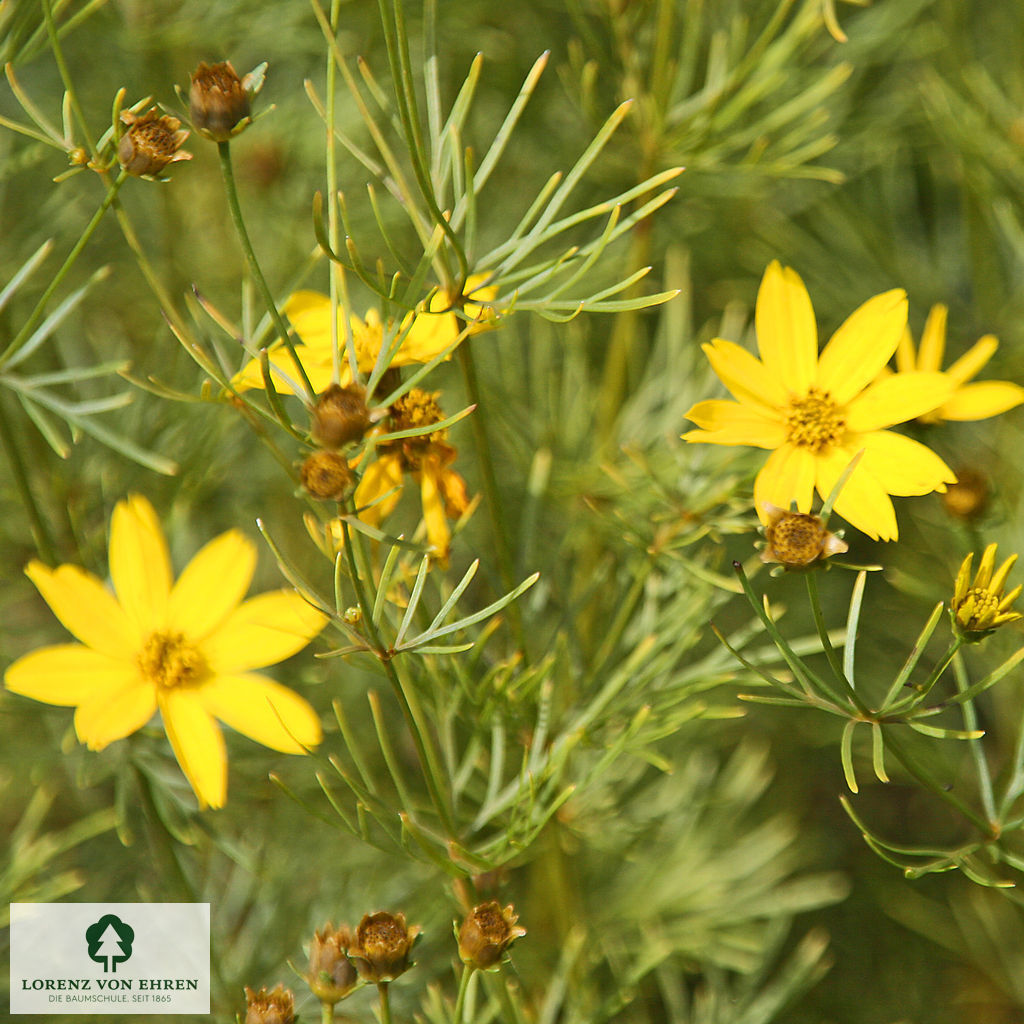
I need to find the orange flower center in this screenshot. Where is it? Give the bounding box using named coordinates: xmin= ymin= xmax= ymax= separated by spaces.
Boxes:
xmin=785 ymin=387 xmax=846 ymax=453
xmin=138 ymin=631 xmax=209 ymax=690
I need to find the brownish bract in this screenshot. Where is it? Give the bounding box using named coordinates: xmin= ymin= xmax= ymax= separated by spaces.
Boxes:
xmin=457 ymin=900 xmax=526 ymax=970
xmin=306 ymin=923 xmax=359 ymax=1005
xmin=347 ymin=911 xmax=421 ymax=983
xmin=190 ymin=61 xmax=252 ymax=141
xmin=118 ymin=109 xmax=192 ymax=178
xmin=244 ymin=984 xmax=294 ymax=1024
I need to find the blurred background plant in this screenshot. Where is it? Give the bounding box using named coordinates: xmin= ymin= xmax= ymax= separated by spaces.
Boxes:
xmin=3 ymin=1 xmax=1024 ymax=1023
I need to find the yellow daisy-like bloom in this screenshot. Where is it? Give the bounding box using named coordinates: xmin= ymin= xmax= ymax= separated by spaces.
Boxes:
xmin=4 ymin=496 xmax=327 ymax=809
xmin=887 ymin=304 xmax=1024 ymax=424
xmin=682 ymin=261 xmax=958 ymax=541
xmin=233 ymin=275 xmax=498 ymax=396
xmin=951 ymin=542 xmax=1023 ymax=640
xmin=355 ymin=389 xmax=472 ymax=562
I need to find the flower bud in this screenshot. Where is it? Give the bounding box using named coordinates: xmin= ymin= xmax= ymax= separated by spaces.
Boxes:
xmin=190 ymin=61 xmax=253 ymax=142
xmin=118 ymin=109 xmax=192 ymax=178
xmin=759 ymin=505 xmax=847 ymax=570
xmin=457 ymin=901 xmax=526 ymax=970
xmin=301 ymin=451 xmax=354 ymax=501
xmin=244 ymin=985 xmax=294 ymax=1024
xmin=311 ymin=384 xmax=371 ymax=449
xmin=951 ymin=543 xmax=1023 ymax=640
xmin=306 ymin=924 xmax=358 ymax=1006
xmin=347 ymin=911 xmax=420 ymax=983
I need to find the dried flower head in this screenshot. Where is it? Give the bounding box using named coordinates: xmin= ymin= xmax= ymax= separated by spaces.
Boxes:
xmin=118 ymin=108 xmax=192 ymax=178
xmin=301 ymin=451 xmax=354 ymax=502
xmin=759 ymin=504 xmax=848 ymax=570
xmin=457 ymin=901 xmax=526 ymax=970
xmin=951 ymin=543 xmax=1023 ymax=640
xmin=347 ymin=911 xmax=420 ymax=983
xmin=942 ymin=467 xmax=989 ymax=522
xmin=306 ymin=924 xmax=358 ymax=1006
xmin=311 ymin=384 xmax=371 ymax=449
xmin=190 ymin=60 xmax=256 ymax=141
xmin=244 ymin=984 xmax=294 ymax=1024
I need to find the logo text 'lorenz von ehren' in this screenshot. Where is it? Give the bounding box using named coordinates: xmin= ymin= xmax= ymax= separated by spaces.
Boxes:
xmin=85 ymin=914 xmax=135 ymax=972
xmin=9 ymin=902 xmax=210 ymax=1015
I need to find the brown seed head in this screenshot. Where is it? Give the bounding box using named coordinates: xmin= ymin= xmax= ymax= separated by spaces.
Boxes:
xmin=760 ymin=505 xmax=847 ymax=570
xmin=457 ymin=901 xmax=526 ymax=970
xmin=307 ymin=924 xmax=358 ymax=1005
xmin=190 ymin=61 xmax=252 ymax=141
xmin=301 ymin=451 xmax=354 ymax=502
xmin=942 ymin=467 xmax=989 ymax=522
xmin=348 ymin=911 xmax=420 ymax=982
xmin=244 ymin=984 xmax=294 ymax=1024
xmin=118 ymin=109 xmax=192 ymax=178
xmin=312 ymin=384 xmax=371 ymax=448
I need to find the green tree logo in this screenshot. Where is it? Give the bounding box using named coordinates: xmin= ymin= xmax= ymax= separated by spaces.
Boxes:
xmin=85 ymin=914 xmax=135 ymax=973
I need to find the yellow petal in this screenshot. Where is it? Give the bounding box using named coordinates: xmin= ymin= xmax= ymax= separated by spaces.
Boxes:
xmin=4 ymin=644 xmax=135 ymax=705
xmin=754 ymin=261 xmax=818 ymax=394
xmin=74 ymin=681 xmax=157 ymax=750
xmin=282 ymin=291 xmax=337 ymax=353
xmin=396 ymin=307 xmax=461 ymax=364
xmin=845 ymin=371 xmax=954 ymax=431
xmin=201 ymin=590 xmax=327 ymax=672
xmin=816 ymin=289 xmax=907 ymax=404
xmin=815 ymin=446 xmax=898 ymax=541
xmin=355 ymin=453 xmax=405 ymax=526
xmin=25 ymin=561 xmax=137 ymax=655
xmin=916 ymin=304 xmax=948 ymax=372
xmin=419 ymin=463 xmax=451 ymax=558
xmin=110 ymin=495 xmax=172 ymax=631
xmin=701 ymin=339 xmax=788 ymax=413
xmin=682 ymin=400 xmax=787 ymax=449
xmin=943 ymin=334 xmax=997 ymax=386
xmin=168 ymin=529 xmax=256 ymax=640
xmin=160 ymin=689 xmax=227 ymax=810
xmin=857 ymin=430 xmax=956 ymax=496
xmin=894 ymin=326 xmax=917 ymax=374
xmin=198 ymin=673 xmax=322 ymax=752
xmin=939 ymin=380 xmax=1024 ymax=421
xmin=233 ymin=344 xmax=341 ymax=396
xmin=753 ymin=444 xmax=818 ymax=518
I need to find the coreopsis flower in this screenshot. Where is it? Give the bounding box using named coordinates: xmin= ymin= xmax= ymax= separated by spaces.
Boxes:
xmin=232 ymin=275 xmax=498 ymax=396
xmin=4 ymin=496 xmax=327 ymax=809
xmin=347 ymin=911 xmax=420 ymax=983
xmin=306 ymin=924 xmax=359 ymax=1006
xmin=886 ymin=304 xmax=1024 ymax=424
xmin=682 ymin=261 xmax=957 ymax=541
xmin=951 ymin=543 xmax=1022 ymax=640
xmin=759 ymin=505 xmax=848 ymax=570
xmin=244 ymin=985 xmax=294 ymax=1024
xmin=457 ymin=901 xmax=526 ymax=971
xmin=117 ymin=108 xmax=192 ymax=178
xmin=189 ymin=60 xmax=257 ymax=142
xmin=356 ymin=388 xmax=472 ymax=560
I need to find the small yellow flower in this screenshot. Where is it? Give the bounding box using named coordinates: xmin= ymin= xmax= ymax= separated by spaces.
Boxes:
xmin=682 ymin=261 xmax=957 ymax=541
xmin=233 ymin=276 xmax=498 ymax=396
xmin=4 ymin=496 xmax=327 ymax=809
xmin=888 ymin=304 xmax=1024 ymax=424
xmin=356 ymin=389 xmax=472 ymax=561
xmin=951 ymin=543 xmax=1023 ymax=639
xmin=759 ymin=504 xmax=848 ymax=570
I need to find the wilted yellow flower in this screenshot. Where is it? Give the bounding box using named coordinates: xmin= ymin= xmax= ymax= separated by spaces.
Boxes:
xmin=887 ymin=304 xmax=1024 ymax=424
xmin=244 ymin=985 xmax=294 ymax=1024
xmin=301 ymin=450 xmax=354 ymax=501
xmin=4 ymin=496 xmax=327 ymax=809
xmin=311 ymin=384 xmax=371 ymax=449
xmin=233 ymin=276 xmax=498 ymax=396
xmin=759 ymin=504 xmax=848 ymax=570
xmin=951 ymin=543 xmax=1023 ymax=639
xmin=682 ymin=261 xmax=956 ymax=541
xmin=347 ymin=911 xmax=420 ymax=983
xmin=189 ymin=60 xmax=256 ymax=141
xmin=355 ymin=389 xmax=472 ymax=561
xmin=457 ymin=901 xmax=526 ymax=970
xmin=117 ymin=108 xmax=192 ymax=178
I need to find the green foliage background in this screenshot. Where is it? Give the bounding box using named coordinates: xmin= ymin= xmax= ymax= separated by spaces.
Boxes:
xmin=3 ymin=1 xmax=1024 ymax=1022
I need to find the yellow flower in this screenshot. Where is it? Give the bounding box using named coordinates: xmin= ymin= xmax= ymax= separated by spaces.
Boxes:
xmin=682 ymin=261 xmax=957 ymax=541
xmin=887 ymin=304 xmax=1024 ymax=424
xmin=355 ymin=389 xmax=472 ymax=561
xmin=951 ymin=542 xmax=1023 ymax=640
xmin=233 ymin=276 xmax=498 ymax=396
xmin=4 ymin=496 xmax=327 ymax=809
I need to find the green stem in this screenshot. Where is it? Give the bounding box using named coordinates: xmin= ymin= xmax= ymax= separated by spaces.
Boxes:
xmin=453 ymin=964 xmax=475 ymax=1024
xmin=456 ymin=344 xmax=527 ymax=654
xmin=377 ymin=982 xmax=392 ymax=1024
xmin=885 ymin=636 xmax=964 ymax=715
xmin=341 ymin=521 xmax=455 ymax=835
xmin=0 ymin=169 xmax=127 ymax=366
xmin=0 ymin=392 xmax=56 ymax=563
xmin=321 ymin=1001 xmax=335 ymax=1024
xmin=953 ymin=651 xmax=998 ymax=824
xmin=216 ymin=140 xmax=316 ymax=400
